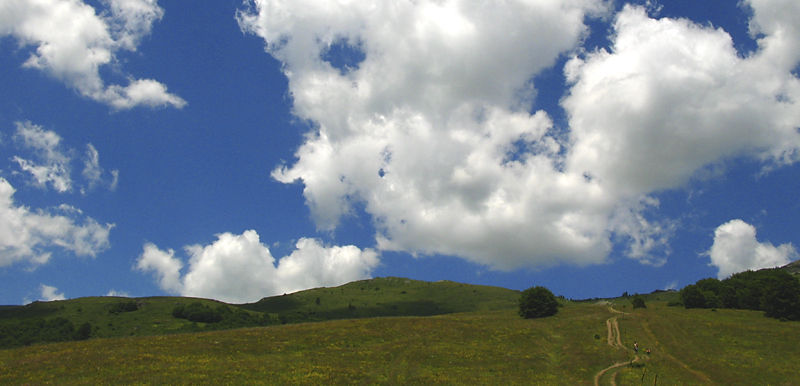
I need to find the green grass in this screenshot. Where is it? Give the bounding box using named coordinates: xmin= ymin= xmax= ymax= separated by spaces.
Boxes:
xmin=0 ymin=304 xmax=613 ymax=385
xmin=0 ymin=277 xmax=521 ymax=344
xmin=2 ymin=301 xmax=797 ymax=385
xmin=241 ymin=277 xmax=521 ymax=319
xmin=0 ymin=296 xmax=238 ymax=340
xmin=2 ymin=279 xmax=799 ymax=385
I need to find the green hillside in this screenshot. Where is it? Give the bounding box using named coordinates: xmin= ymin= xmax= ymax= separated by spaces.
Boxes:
xmin=240 ymin=276 xmax=521 ymax=320
xmin=1 ymin=300 xmax=798 ymax=385
xmin=0 ymin=296 xmax=242 ymax=345
xmin=0 ymin=277 xmax=521 ymax=347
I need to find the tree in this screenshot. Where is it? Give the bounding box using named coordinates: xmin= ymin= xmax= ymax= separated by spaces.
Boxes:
xmin=680 ymin=284 xmax=707 ymax=309
xmin=760 ymin=270 xmax=800 ymax=320
xmin=74 ymin=322 xmax=92 ymax=341
xmin=109 ymin=300 xmax=139 ymax=314
xmin=631 ymin=295 xmax=646 ymax=309
xmin=518 ymin=286 xmax=559 ymax=319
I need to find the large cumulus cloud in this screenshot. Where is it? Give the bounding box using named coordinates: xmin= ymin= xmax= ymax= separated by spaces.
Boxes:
xmin=706 ymin=219 xmax=796 ymax=279
xmin=238 ymin=0 xmax=800 ymax=270
xmin=136 ymin=230 xmax=379 ymax=303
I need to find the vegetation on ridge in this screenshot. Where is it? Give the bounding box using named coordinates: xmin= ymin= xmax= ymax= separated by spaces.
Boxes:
xmin=679 ymin=268 xmax=800 ymax=320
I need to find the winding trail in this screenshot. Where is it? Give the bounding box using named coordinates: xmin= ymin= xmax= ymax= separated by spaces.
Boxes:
xmin=594 ymin=307 xmax=640 ymax=386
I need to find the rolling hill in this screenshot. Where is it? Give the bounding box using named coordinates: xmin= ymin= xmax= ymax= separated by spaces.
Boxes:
xmin=1 ymin=274 xmax=798 ymax=385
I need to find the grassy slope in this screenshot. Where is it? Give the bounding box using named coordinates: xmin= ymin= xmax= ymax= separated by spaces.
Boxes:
xmin=241 ymin=277 xmax=521 ymax=319
xmin=0 ymin=296 xmax=236 ymax=339
xmin=0 ymin=277 xmax=520 ymax=341
xmin=2 ymin=301 xmax=798 ymax=385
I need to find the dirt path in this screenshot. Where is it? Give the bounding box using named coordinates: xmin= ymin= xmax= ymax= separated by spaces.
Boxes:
xmin=594 ymin=307 xmax=639 ymax=386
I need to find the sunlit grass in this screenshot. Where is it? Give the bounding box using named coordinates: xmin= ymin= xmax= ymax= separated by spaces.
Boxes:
xmin=1 ymin=297 xmax=798 ymax=385
xmin=0 ymin=305 xmax=617 ymax=385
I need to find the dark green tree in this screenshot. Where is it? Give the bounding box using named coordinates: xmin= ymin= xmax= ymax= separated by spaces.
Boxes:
xmin=760 ymin=270 xmax=800 ymax=320
xmin=109 ymin=300 xmax=139 ymax=314
xmin=74 ymin=322 xmax=92 ymax=341
xmin=518 ymin=286 xmax=559 ymax=319
xmin=631 ymin=295 xmax=646 ymax=309
xmin=680 ymin=284 xmax=707 ymax=309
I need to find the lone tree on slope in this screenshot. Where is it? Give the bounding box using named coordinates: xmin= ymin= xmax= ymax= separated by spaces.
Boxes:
xmin=518 ymin=286 xmax=559 ymax=319
xmin=631 ymin=294 xmax=646 ymax=309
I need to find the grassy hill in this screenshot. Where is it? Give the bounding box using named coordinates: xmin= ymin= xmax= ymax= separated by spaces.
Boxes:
xmin=0 ymin=296 xmax=242 ymax=342
xmin=1 ymin=300 xmax=798 ymax=385
xmin=240 ymin=276 xmax=521 ymax=320
xmin=2 ymin=276 xmax=798 ymax=384
xmin=0 ymin=277 xmax=521 ymax=345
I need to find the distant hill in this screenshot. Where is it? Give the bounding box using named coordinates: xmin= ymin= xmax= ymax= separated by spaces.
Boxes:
xmin=0 ymin=277 xmax=520 ymax=348
xmin=240 ymin=276 xmax=520 ymax=321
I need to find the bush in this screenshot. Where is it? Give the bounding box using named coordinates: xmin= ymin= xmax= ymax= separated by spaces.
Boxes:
xmin=631 ymin=295 xmax=646 ymax=309
xmin=518 ymin=286 xmax=559 ymax=319
xmin=109 ymin=300 xmax=139 ymax=314
xmin=74 ymin=322 xmax=92 ymax=340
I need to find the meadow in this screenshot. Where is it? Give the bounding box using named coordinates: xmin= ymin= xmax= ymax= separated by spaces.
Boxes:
xmin=2 ymin=296 xmax=798 ymax=385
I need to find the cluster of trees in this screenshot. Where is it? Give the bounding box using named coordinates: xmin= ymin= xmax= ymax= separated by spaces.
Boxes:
xmin=0 ymin=317 xmax=91 ymax=348
xmin=680 ymin=269 xmax=800 ymax=321
xmin=108 ymin=300 xmax=139 ymax=314
xmin=172 ymin=302 xmax=280 ymax=330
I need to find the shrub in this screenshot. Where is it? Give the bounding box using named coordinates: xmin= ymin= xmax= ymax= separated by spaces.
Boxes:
xmin=109 ymin=300 xmax=139 ymax=314
xmin=631 ymin=295 xmax=646 ymax=309
xmin=518 ymin=286 xmax=559 ymax=319
xmin=172 ymin=302 xmax=223 ymax=323
xmin=74 ymin=322 xmax=92 ymax=340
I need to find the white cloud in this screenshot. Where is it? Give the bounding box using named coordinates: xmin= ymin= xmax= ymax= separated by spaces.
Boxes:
xmin=239 ymin=1 xmax=800 ymax=271
xmin=707 ymin=219 xmax=797 ymax=279
xmin=82 ymin=143 xmax=119 ymax=193
xmin=136 ymin=230 xmax=379 ymax=303
xmin=136 ymin=243 xmax=184 ymax=293
xmin=0 ymin=0 xmax=185 ymax=109
xmin=10 ymin=121 xmax=118 ymax=193
xmin=239 ymin=0 xmax=616 ymax=269
xmin=11 ymin=121 xmax=72 ymax=193
xmin=563 ymin=4 xmax=800 ymax=197
xmin=39 ymin=284 xmax=66 ymax=301
xmin=106 ymin=289 xmax=130 ymax=297
xmin=0 ymin=177 xmax=114 ymax=267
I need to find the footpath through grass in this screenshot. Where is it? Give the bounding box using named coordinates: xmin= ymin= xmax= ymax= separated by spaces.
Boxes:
xmin=600 ymin=303 xmax=800 ymax=386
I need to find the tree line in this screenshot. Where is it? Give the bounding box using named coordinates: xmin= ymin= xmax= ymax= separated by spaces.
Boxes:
xmin=172 ymin=302 xmax=281 ymax=330
xmin=0 ymin=317 xmax=91 ymax=348
xmin=680 ymin=268 xmax=800 ymax=321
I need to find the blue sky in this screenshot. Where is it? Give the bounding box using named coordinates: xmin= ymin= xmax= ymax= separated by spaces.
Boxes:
xmin=1 ymin=0 xmax=799 ymax=305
